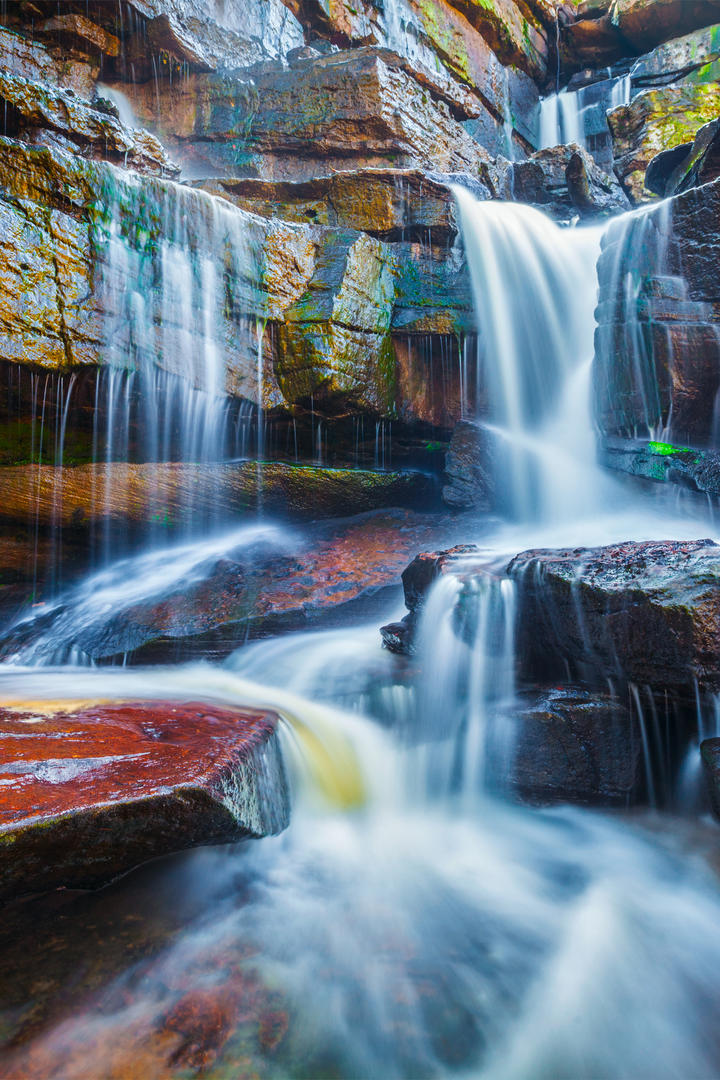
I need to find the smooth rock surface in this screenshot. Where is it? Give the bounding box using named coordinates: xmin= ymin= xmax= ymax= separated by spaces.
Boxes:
xmin=0 ymin=699 xmax=287 ymax=900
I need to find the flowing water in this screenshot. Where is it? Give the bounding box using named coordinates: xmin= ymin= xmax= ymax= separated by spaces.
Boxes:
xmin=2 ymin=190 xmax=720 ymax=1078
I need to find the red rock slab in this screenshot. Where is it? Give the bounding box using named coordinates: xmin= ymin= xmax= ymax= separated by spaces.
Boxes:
xmin=0 ymin=700 xmax=287 ymax=901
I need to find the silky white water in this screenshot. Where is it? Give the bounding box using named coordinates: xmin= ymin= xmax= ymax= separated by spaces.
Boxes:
xmin=2 ymin=192 xmax=720 ymax=1078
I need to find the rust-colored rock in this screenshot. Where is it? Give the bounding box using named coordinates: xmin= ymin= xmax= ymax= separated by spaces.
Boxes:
xmin=0 ymin=461 xmax=437 ymax=530
xmin=0 ymin=700 xmax=288 ymax=900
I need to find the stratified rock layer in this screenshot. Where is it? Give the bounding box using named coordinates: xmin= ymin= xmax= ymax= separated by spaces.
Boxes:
xmin=0 ymin=700 xmax=287 ymax=900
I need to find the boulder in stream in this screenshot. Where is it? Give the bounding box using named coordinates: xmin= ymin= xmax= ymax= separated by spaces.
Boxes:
xmin=509 ymin=539 xmax=720 ymax=693
xmin=0 ymin=699 xmax=288 ymax=901
xmin=511 ymin=687 xmax=642 ymax=807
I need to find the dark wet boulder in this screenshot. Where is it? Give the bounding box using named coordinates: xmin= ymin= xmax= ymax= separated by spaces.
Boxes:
xmin=443 ymin=421 xmax=496 ymax=509
xmin=380 ymin=543 xmax=483 ymax=655
xmin=508 ymin=539 xmax=720 ymax=693
xmin=599 ymin=437 xmax=720 ymax=502
xmin=0 ymin=700 xmax=288 ymax=901
xmin=510 ymin=688 xmax=642 ymax=807
xmin=511 ymin=143 xmax=630 ymax=219
xmin=700 ymin=737 xmax=720 ymax=819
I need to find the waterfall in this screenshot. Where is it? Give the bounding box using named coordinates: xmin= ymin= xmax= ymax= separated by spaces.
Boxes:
xmin=538 ymin=70 xmax=633 ymax=160
xmin=452 ymin=186 xmax=606 ymax=520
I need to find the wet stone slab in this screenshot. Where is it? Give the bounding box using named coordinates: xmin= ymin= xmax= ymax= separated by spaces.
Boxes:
xmin=0 ymin=699 xmax=288 ymax=901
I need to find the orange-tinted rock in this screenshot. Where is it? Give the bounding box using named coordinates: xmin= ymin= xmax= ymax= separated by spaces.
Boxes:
xmin=0 ymin=700 xmax=287 ymax=900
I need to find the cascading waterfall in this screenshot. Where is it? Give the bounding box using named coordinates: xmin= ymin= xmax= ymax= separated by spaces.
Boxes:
xmin=452 ymin=186 xmax=608 ymax=520
xmin=4 ymin=185 xmax=720 ymax=1078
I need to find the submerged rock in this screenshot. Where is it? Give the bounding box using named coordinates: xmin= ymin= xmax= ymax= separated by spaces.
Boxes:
xmin=0 ymin=699 xmax=287 ymax=900
xmin=0 ymin=509 xmax=466 ymax=663
xmin=509 ymin=539 xmax=720 ymax=693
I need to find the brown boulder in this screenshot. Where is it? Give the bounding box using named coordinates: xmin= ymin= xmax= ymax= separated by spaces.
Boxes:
xmin=0 ymin=699 xmax=287 ymax=900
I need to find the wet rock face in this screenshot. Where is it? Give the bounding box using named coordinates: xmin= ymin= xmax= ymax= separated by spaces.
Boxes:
xmin=442 ymin=421 xmax=496 ymax=508
xmin=0 ymin=70 xmax=177 ymax=176
xmin=700 ymin=737 xmax=720 ymax=818
xmin=608 ymin=82 xmax=720 ymax=202
xmin=0 ymin=700 xmax=288 ymax=900
xmin=0 ymin=136 xmax=474 ymax=424
xmin=511 ymin=142 xmax=630 ymax=218
xmin=594 ymin=177 xmax=720 ymax=447
xmin=511 ymin=688 xmax=642 ymax=806
xmin=0 ymin=461 xmax=438 ymax=531
xmin=122 ymin=50 xmax=501 ymax=181
xmin=508 ymin=539 xmax=720 ymax=693
xmin=609 ymin=0 xmax=720 ymax=52
xmin=646 ymin=118 xmax=720 ymax=198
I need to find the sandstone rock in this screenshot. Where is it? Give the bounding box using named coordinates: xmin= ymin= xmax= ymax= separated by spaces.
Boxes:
xmin=0 ymin=461 xmax=438 ymax=530
xmin=0 ymin=139 xmax=473 ymax=425
xmin=630 ymin=23 xmax=720 ymax=92
xmin=121 ymin=50 xmax=501 ymax=181
xmin=36 ymin=14 xmax=120 ymax=59
xmin=608 ymin=82 xmax=720 ymax=201
xmin=196 ymin=169 xmax=471 ymax=243
xmin=0 ymin=72 xmax=177 ymax=177
xmin=508 ymin=539 xmax=720 ymax=693
xmin=0 ymin=699 xmax=287 ymax=900
xmin=0 ymin=509 xmax=465 ymax=662
xmin=510 ymin=688 xmax=642 ymax=806
xmin=442 ymin=420 xmax=496 ymax=508
xmin=511 ymin=142 xmax=630 ymax=218
xmin=559 ymin=13 xmax=631 ymax=75
xmin=121 ymin=0 xmax=305 ymax=72
xmin=609 ymin=0 xmax=720 ymax=52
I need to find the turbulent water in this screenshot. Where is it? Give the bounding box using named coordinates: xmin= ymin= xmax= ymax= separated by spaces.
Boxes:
xmin=2 ymin=191 xmax=720 ymax=1078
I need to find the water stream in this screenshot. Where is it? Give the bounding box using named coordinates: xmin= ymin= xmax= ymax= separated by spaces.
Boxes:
xmin=1 ymin=190 xmax=720 ymax=1077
